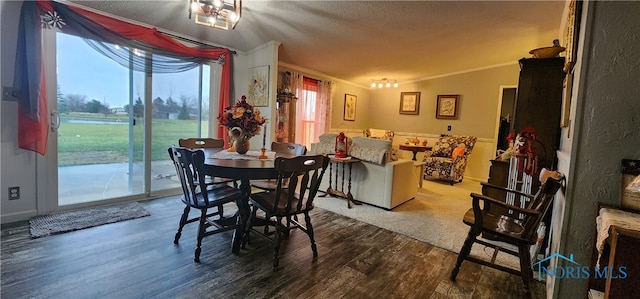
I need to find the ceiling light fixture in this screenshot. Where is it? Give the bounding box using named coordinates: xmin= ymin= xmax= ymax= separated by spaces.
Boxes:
xmin=188 ymin=0 xmax=241 ymax=30
xmin=371 ymin=78 xmax=398 ymax=89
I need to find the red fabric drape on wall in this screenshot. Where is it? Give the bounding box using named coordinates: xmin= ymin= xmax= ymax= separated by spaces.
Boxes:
xmin=14 ymin=0 xmax=234 ymax=155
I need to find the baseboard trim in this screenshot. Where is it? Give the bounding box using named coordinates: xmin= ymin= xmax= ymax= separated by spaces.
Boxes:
xmin=1 ymin=210 xmax=37 ymax=225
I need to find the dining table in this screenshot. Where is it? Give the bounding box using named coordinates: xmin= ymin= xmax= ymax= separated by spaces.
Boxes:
xmin=202 ymin=149 xmax=284 ymax=253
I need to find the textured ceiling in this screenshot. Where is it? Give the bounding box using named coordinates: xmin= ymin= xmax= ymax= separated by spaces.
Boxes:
xmin=69 ymin=0 xmax=566 ymax=87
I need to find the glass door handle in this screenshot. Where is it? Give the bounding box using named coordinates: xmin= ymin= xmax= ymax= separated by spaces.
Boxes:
xmin=50 ymin=111 xmax=60 ymax=132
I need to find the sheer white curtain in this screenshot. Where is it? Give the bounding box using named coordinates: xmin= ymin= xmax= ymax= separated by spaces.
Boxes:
xmin=290 ymin=72 xmax=332 ymax=149
xmin=317 ymin=80 xmax=333 ymax=136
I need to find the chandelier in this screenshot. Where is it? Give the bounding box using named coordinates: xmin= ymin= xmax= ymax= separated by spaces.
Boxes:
xmin=188 ymin=0 xmax=241 ymax=30
xmin=370 ymin=78 xmax=398 ymax=88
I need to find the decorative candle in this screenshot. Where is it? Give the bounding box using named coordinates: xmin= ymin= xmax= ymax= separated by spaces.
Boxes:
xmin=262 ymin=123 xmax=267 ymax=148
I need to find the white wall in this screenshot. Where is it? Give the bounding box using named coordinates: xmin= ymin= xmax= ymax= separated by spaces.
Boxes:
xmin=1 ymin=1 xmax=39 ymax=223
xmin=233 ymin=41 xmax=280 ymax=150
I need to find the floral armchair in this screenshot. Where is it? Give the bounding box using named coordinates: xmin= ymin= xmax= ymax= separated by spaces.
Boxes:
xmin=423 ymin=134 xmax=477 ymax=185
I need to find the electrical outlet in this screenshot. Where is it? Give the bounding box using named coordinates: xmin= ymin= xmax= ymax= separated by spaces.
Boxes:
xmin=447 ymin=125 xmax=452 ymax=131
xmin=2 ymin=86 xmax=17 ymax=101
xmin=8 ymin=187 xmax=20 ymax=200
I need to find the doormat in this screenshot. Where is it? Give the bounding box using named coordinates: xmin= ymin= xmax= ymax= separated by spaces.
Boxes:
xmin=29 ymin=202 xmax=150 ymax=239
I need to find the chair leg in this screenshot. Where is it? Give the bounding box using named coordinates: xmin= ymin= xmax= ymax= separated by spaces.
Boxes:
xmin=272 ymin=217 xmax=284 ymax=271
xmin=174 ymin=205 xmax=191 ymax=244
xmin=231 ymin=213 xmax=242 ymax=253
xmin=217 ymin=204 xmax=224 ymax=218
xmin=518 ymin=244 xmax=533 ymax=298
xmin=194 ymin=209 xmax=207 ymax=263
xmin=304 ymin=212 xmax=318 ymax=256
xmin=450 ymin=227 xmax=480 ymax=281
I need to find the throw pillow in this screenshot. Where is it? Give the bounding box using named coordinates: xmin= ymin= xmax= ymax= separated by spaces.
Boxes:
xmin=349 ymin=145 xmax=387 ymax=165
xmin=451 ymin=147 xmax=466 ymax=159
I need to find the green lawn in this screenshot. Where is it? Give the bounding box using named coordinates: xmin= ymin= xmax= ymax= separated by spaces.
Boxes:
xmin=58 ymin=113 xmax=209 ymax=166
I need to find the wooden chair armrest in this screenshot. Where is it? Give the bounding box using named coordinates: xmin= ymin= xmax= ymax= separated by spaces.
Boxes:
xmin=480 ymin=182 xmax=535 ymax=199
xmin=470 ymin=193 xmax=541 ymax=216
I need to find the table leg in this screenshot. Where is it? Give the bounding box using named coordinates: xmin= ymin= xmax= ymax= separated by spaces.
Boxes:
xmin=412 ymin=151 xmax=418 ymax=161
xmin=234 ymin=179 xmax=252 ymax=253
xmin=320 ymin=161 xmax=333 ymax=197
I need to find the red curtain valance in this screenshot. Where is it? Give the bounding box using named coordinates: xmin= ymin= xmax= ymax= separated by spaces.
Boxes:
xmin=303 ymin=77 xmax=319 ymax=92
xmin=13 ymin=0 xmax=234 ymax=155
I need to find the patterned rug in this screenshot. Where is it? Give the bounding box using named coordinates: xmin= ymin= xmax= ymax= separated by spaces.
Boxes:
xmin=29 ymin=202 xmax=150 ymax=238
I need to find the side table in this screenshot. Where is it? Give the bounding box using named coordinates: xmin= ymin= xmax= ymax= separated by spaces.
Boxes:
xmin=320 ymin=156 xmax=362 ymax=208
xmin=399 ymin=144 xmax=432 ymax=161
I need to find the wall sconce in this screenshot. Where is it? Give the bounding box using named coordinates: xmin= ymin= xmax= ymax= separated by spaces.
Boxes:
xmin=371 ymin=78 xmax=398 ymax=89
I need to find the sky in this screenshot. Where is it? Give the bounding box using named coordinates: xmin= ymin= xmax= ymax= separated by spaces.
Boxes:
xmin=57 ymin=33 xmax=210 ymax=109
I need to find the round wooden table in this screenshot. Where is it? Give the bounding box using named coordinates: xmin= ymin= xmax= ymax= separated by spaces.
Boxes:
xmin=203 ymin=156 xmax=283 ymax=253
xmin=399 ymin=144 xmax=432 ymax=161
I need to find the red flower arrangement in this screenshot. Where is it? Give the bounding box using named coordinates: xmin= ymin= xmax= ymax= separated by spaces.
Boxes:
xmin=217 ymin=95 xmax=266 ymax=138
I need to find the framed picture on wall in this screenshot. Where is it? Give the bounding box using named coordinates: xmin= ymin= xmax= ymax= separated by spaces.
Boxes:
xmin=248 ymin=65 xmax=269 ymax=107
xmin=563 ymin=0 xmax=583 ymax=73
xmin=399 ymin=92 xmax=420 ymax=115
xmin=344 ymin=94 xmax=356 ymax=121
xmin=436 ymin=94 xmax=459 ymax=119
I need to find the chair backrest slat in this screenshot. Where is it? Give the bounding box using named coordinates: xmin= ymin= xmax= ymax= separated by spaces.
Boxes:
xmin=521 ymin=175 xmax=564 ymax=239
xmin=168 ymin=146 xmax=210 ymax=206
xmin=271 ymin=155 xmax=329 ymax=214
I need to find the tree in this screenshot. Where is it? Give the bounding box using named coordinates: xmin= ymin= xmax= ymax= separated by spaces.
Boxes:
xmin=178 ymin=99 xmax=190 ymax=120
xmin=57 ymin=84 xmax=68 ymax=113
xmin=133 ymin=97 xmax=144 ymax=118
xmin=165 ymin=97 xmax=179 ymax=113
xmin=65 ymin=94 xmax=88 ymax=112
xmin=85 ymin=99 xmax=110 ymax=114
xmin=152 ymin=97 xmax=165 ymax=113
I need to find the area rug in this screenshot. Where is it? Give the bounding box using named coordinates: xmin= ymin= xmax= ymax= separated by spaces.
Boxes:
xmin=29 ymin=202 xmax=150 ymax=239
xmin=314 ymin=180 xmax=521 ymax=268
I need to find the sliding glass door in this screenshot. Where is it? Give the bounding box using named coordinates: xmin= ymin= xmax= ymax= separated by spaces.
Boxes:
xmin=49 ymin=32 xmax=214 ymax=208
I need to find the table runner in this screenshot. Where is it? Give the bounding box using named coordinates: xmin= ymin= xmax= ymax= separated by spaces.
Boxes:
xmin=210 ymin=150 xmax=276 ymax=160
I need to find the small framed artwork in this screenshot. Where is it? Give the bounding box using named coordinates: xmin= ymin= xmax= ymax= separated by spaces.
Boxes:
xmin=399 ymin=92 xmax=421 ymax=115
xmin=248 ymin=65 xmax=270 ymax=107
xmin=344 ymin=94 xmax=357 ymax=121
xmin=436 ymin=94 xmax=460 ymax=119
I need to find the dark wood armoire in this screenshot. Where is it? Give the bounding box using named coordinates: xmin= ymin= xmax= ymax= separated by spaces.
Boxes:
xmin=512 ymin=57 xmax=566 ymax=171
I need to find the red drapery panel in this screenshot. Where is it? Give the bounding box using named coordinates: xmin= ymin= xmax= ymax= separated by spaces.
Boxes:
xmin=13 ymin=0 xmax=234 ymax=155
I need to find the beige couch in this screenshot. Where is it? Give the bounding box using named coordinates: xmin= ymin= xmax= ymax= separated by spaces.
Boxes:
xmin=310 ymin=134 xmax=418 ymax=210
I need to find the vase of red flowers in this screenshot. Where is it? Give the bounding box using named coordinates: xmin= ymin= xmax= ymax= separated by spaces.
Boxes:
xmin=217 ymin=95 xmax=266 ymax=154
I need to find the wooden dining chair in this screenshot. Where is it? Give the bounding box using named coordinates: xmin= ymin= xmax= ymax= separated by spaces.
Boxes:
xmin=251 ymin=142 xmax=307 ymax=192
xmin=449 ymin=169 xmax=565 ymax=297
xmin=245 ymin=155 xmax=329 ymax=271
xmin=168 ymin=146 xmax=244 ymax=262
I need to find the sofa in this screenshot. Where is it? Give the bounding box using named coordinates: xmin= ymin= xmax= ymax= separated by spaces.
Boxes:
xmin=310 ymin=133 xmax=418 ymax=210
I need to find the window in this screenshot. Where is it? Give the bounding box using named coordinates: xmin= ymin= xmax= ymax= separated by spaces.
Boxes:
xmin=296 ymin=77 xmax=319 ymax=149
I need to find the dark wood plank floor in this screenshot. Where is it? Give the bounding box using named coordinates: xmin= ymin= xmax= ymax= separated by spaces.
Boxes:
xmin=1 ymin=196 xmax=545 ymax=298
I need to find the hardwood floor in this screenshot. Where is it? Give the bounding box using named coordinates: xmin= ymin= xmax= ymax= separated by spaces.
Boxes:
xmin=1 ymin=195 xmax=545 ymax=298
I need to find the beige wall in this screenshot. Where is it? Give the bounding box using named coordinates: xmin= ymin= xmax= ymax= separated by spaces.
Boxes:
xmin=364 ymin=64 xmax=520 ymax=181
xmin=364 ymin=64 xmax=520 ymax=138
xmin=281 ymin=62 xmax=521 ymax=181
